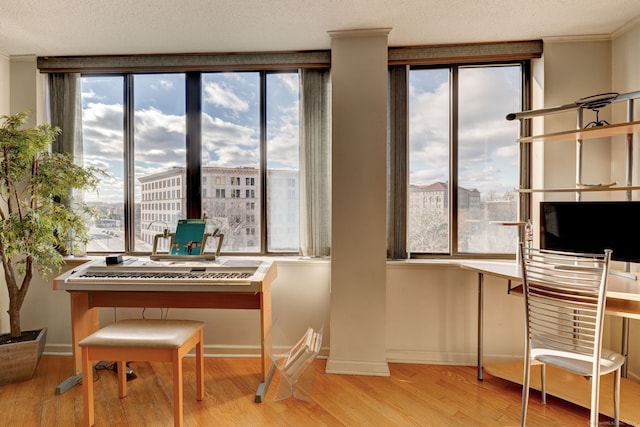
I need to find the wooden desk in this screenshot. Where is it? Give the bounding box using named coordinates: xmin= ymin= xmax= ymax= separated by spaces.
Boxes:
xmin=461 ymin=261 xmax=640 ymax=423
xmin=53 ymin=257 xmax=277 ymax=402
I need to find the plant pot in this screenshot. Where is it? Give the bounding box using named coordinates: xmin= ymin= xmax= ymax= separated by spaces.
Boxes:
xmin=0 ymin=328 xmax=47 ymax=385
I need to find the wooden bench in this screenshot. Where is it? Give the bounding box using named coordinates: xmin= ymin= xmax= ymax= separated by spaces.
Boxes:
xmin=79 ymin=319 xmax=204 ymax=426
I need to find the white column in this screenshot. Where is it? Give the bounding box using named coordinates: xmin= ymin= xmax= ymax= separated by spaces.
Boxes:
xmin=327 ymin=28 xmax=391 ymax=376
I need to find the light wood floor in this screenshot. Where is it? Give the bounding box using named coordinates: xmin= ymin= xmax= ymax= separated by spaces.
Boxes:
xmin=0 ymin=355 xmax=626 ymax=426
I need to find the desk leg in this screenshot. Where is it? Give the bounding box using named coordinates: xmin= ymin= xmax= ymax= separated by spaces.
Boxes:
xmin=259 ymin=288 xmax=272 ymax=382
xmin=255 ymin=287 xmax=273 ymax=402
xmin=477 ymin=272 xmax=484 ymax=381
xmin=70 ymin=292 xmax=100 ymax=374
xmin=622 ymin=317 xmax=629 ymax=378
xmin=55 ymin=292 xmax=100 ymax=394
xmin=255 ymin=363 xmax=276 ymax=403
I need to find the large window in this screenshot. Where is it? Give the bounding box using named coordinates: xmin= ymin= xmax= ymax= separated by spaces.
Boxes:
xmin=77 ymin=58 xmax=524 ymax=258
xmin=81 ymin=71 xmax=300 ymax=254
xmin=406 ymin=63 xmax=525 ymax=257
xmin=81 ymin=75 xmax=126 ymax=253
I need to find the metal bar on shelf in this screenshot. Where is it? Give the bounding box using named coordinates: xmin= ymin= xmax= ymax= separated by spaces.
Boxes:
xmin=576 ymin=108 xmax=583 ymax=202
xmin=621 ymin=97 xmax=635 ymax=378
xmin=506 ymin=89 xmax=640 ymax=121
xmin=506 ymin=102 xmax=579 ymax=121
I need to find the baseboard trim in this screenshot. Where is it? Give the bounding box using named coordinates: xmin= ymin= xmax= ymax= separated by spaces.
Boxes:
xmin=45 ymin=343 xmax=264 ymax=358
xmin=45 ymin=343 xmax=330 ymax=359
xmin=325 ymin=358 xmax=390 ymax=376
xmin=46 ymin=343 xmax=639 ymax=383
xmin=385 ymin=349 xmax=521 ymax=365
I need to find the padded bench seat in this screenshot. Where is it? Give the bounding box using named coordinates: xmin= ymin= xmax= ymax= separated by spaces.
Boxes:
xmin=79 ymin=319 xmax=205 ymax=427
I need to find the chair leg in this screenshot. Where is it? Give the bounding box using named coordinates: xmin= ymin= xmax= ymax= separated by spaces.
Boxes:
xmin=117 ymin=361 xmax=127 ymax=397
xmin=521 ymin=357 xmax=531 ymax=427
xmin=196 ymin=331 xmax=204 ymax=401
xmin=173 ymin=350 xmax=184 ymax=427
xmin=540 ymin=363 xmax=546 ymax=405
xmin=589 ymin=375 xmax=601 ymax=427
xmin=614 ymin=368 xmax=621 ymax=427
xmin=82 ymin=348 xmax=95 ymax=427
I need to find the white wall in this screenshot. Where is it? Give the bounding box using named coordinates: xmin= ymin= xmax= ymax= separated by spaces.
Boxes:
xmin=1 ymin=55 xmax=43 ymax=336
xmin=386 ymin=262 xmax=524 ymax=365
xmin=0 ymin=52 xmax=9 ymax=334
xmin=539 ymin=38 xmax=613 ymax=203
xmin=0 ymin=53 xmax=9 ymax=115
xmin=30 ymin=256 xmax=521 ymax=368
xmin=534 ymin=26 xmax=640 ymax=380
xmin=611 ymin=18 xmax=640 ymax=377
xmin=9 ymin=56 xmax=41 ymax=124
xmin=611 ymin=18 xmax=640 ymax=200
xmin=24 ymin=258 xmax=332 ymax=357
xmin=8 ymin=25 xmax=640 ymax=380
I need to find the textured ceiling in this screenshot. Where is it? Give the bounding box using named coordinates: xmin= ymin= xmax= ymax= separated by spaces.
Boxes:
xmin=2 ymin=0 xmax=640 ymax=56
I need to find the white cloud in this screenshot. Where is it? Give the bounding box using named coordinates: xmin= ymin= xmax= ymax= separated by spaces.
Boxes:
xmin=81 ymin=88 xmax=99 ymax=102
xmin=203 ymin=81 xmax=249 ymax=112
xmin=201 ymin=114 xmax=259 ymax=167
xmin=81 ymin=102 xmax=125 ymax=161
xmin=158 ymin=79 xmax=174 ymax=89
xmin=134 ymin=107 xmax=186 ymax=165
xmin=277 ymin=74 xmax=299 ymax=94
xmin=409 ymin=79 xmax=449 ymax=184
xmin=495 ymin=144 xmax=518 ymax=158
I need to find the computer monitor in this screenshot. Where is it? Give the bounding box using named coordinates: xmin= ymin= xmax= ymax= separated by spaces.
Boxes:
xmin=540 ymin=201 xmax=640 ymax=264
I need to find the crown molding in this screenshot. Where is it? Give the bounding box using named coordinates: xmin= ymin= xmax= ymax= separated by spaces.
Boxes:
xmin=328 ymin=28 xmax=393 ymax=39
xmin=9 ymin=54 xmax=37 ymax=62
xmin=542 ymin=34 xmax=612 ymax=44
xmin=612 ymin=15 xmax=640 ymax=39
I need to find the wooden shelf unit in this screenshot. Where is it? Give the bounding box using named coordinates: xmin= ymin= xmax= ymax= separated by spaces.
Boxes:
xmin=518 ymin=185 xmax=640 ymax=193
xmin=509 ymin=284 xmax=640 ymax=321
xmin=518 ymin=120 xmax=640 ymax=143
xmin=509 ymin=91 xmax=640 ymax=195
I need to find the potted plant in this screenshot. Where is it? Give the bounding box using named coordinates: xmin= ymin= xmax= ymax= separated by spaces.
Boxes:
xmin=0 ymin=111 xmax=103 ymax=384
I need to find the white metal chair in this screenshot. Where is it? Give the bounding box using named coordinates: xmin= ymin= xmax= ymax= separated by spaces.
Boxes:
xmin=518 ymin=245 xmax=624 ymax=427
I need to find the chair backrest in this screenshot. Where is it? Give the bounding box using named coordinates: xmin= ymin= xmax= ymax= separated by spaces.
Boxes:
xmin=519 ymin=245 xmax=612 ymax=367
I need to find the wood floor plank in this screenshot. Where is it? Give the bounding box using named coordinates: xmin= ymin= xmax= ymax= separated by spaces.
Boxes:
xmin=486 ymin=361 xmax=640 ymax=426
xmin=0 ymin=355 xmax=628 ymax=426
xmin=40 ymin=355 xmax=68 ymax=427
